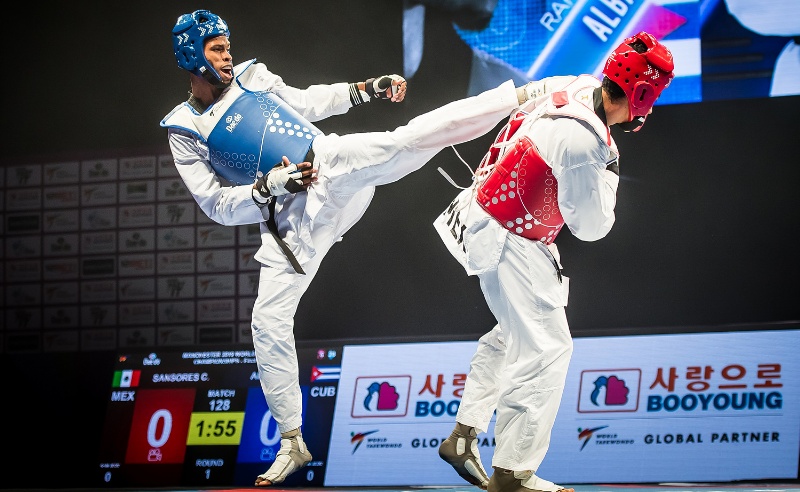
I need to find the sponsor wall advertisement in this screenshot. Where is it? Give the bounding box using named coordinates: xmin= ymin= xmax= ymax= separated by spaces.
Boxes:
xmin=325 ymin=329 xmax=799 ymax=485
xmin=326 ymin=341 xmax=487 ymax=486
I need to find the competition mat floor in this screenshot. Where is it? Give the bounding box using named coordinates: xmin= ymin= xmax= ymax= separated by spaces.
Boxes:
xmin=6 ymin=483 xmax=799 ymax=492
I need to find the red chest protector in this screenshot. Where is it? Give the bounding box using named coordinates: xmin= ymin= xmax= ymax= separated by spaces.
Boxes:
xmin=476 ymin=110 xmax=564 ymax=244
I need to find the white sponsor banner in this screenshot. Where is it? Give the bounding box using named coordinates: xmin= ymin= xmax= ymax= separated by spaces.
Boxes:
xmin=157 ymin=202 xmax=195 ymax=226
xmin=81 ymin=158 xmax=118 ymax=182
xmin=324 ymin=329 xmax=799 ymax=485
xmin=326 ymin=340 xmax=488 ymax=486
xmin=43 ymin=161 xmax=79 ymax=185
xmin=44 ymin=185 xmax=80 ymax=208
xmin=119 ymin=155 xmax=156 ymax=180
xmin=541 ymin=329 xmax=799 ymax=483
xmin=81 ymin=182 xmax=118 ymax=206
xmin=82 ymin=231 xmax=117 ymax=254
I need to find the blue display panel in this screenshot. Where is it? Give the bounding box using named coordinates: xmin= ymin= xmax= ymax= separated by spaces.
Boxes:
xmin=404 ymin=0 xmax=799 ymax=103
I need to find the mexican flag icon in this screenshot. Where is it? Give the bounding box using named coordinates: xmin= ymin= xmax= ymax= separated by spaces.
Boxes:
xmin=112 ymin=369 xmax=141 ymax=388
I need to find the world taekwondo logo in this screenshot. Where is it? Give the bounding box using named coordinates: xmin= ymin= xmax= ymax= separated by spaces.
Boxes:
xmin=350 ymin=430 xmax=379 ymax=454
xmin=577 ymin=425 xmax=608 ymax=450
xmin=576 ymin=425 xmax=635 ymax=450
xmin=348 ymin=429 xmax=403 ymax=454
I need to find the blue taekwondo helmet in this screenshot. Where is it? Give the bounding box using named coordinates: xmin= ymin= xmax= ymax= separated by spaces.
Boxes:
xmin=172 ymin=10 xmax=230 ymax=83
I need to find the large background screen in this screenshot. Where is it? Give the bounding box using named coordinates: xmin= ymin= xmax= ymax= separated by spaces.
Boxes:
xmin=403 ymin=0 xmax=799 ymax=103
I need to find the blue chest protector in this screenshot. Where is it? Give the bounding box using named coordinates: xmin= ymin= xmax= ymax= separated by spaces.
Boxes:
xmin=161 ymin=79 xmax=323 ymax=186
xmin=206 ymin=90 xmax=321 ymax=185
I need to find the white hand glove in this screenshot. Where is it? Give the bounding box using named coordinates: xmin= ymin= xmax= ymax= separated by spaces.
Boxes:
xmin=366 ymin=74 xmax=405 ymax=100
xmin=265 ymin=163 xmax=304 ymax=196
xmin=253 ymin=161 xmax=306 ymax=207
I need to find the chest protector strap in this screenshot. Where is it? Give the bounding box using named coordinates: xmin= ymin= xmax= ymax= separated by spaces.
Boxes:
xmin=476 ymin=111 xmax=564 ymax=244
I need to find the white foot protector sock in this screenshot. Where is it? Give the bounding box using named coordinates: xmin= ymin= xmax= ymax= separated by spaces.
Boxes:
xmin=517 ymin=471 xmax=569 ymax=492
xmin=255 ymin=429 xmax=312 ymax=486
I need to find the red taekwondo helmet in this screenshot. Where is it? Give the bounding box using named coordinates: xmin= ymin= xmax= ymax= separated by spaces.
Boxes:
xmin=603 ymin=31 xmax=675 ymax=131
xmin=172 ymin=10 xmax=230 ymax=85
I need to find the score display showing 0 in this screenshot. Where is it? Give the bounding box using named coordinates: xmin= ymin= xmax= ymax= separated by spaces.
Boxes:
xmin=125 ymin=389 xmax=196 ymax=464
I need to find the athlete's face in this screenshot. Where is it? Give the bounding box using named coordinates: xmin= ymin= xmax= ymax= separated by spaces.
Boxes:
xmin=204 ymin=35 xmax=233 ymax=84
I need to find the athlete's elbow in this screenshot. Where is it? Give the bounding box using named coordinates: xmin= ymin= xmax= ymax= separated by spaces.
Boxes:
xmin=566 ymin=220 xmax=614 ymax=242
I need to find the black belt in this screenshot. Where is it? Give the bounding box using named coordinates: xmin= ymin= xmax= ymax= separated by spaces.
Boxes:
xmin=304 ymin=146 xmax=315 ymax=165
xmin=264 ymin=145 xmax=316 ymax=275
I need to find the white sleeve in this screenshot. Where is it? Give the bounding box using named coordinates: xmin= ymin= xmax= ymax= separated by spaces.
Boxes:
xmin=522 ymin=75 xmax=576 ymax=99
xmin=246 ymin=63 xmax=354 ymax=122
xmin=539 ymin=117 xmax=618 ymax=241
xmin=168 ymin=129 xmax=266 ymax=226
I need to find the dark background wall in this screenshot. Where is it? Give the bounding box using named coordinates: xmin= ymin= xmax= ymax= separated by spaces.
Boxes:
xmin=2 ymin=0 xmax=799 ymax=488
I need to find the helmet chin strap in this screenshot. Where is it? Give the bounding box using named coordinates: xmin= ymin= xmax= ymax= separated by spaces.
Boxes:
xmin=202 ymin=69 xmax=231 ymax=89
xmin=619 ymin=116 xmax=646 ymax=133
xmin=594 ymin=86 xmax=644 ymax=132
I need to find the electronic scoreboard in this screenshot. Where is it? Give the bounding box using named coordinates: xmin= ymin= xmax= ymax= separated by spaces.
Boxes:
xmin=96 ymin=344 xmax=343 ymax=487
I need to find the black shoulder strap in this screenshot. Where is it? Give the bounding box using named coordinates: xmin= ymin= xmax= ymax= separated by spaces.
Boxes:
xmin=266 ymin=199 xmax=305 ymax=275
xmin=187 ymin=91 xmax=209 ymax=113
xmin=592 ymin=87 xmax=608 ymax=126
